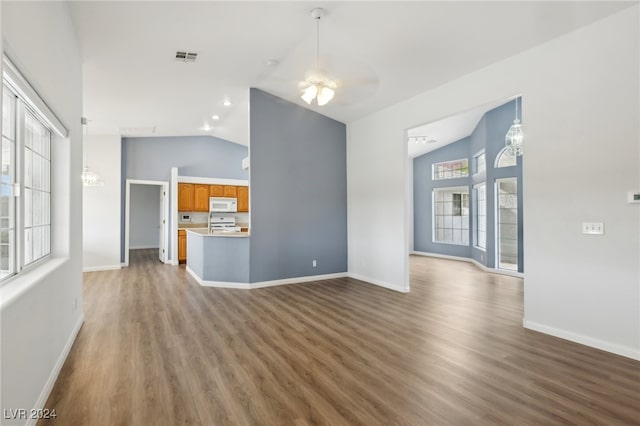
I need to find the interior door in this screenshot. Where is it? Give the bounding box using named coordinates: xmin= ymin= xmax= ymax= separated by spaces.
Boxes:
xmin=158 ymin=186 xmax=165 ymax=263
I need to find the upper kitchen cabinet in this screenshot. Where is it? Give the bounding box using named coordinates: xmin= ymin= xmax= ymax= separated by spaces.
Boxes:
xmin=209 ymin=185 xmax=224 ymax=197
xmin=223 ymin=186 xmax=237 ymax=198
xmin=178 ymin=183 xmax=194 ymax=211
xmin=193 ymin=184 xmax=210 ymax=212
xmin=237 ymin=186 xmax=249 ymax=212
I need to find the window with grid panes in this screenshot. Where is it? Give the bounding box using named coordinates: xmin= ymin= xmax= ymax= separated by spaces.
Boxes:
xmin=433 ymin=187 xmax=469 ymax=245
xmin=473 ymin=183 xmax=486 ymax=249
xmin=1 ymin=82 xmax=52 ymax=281
xmin=432 ymin=158 xmax=469 ymax=180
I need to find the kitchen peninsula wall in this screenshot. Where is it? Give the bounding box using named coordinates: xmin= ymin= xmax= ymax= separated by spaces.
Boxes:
xmin=121 ymin=135 xmax=248 ymax=262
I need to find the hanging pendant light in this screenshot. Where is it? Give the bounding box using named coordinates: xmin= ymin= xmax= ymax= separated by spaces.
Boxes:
xmin=300 ymin=8 xmax=337 ymax=106
xmin=81 ymin=117 xmax=105 ymax=187
xmin=505 ymin=97 xmax=523 ymax=156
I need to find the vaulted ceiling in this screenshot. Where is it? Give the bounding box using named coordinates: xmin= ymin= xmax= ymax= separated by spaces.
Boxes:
xmin=69 ymin=1 xmax=633 ymax=146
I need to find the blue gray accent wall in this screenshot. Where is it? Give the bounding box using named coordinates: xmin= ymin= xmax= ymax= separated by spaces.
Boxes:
xmin=249 ymin=88 xmax=347 ymax=282
xmin=187 ymin=233 xmax=250 ymax=283
xmin=413 ymin=99 xmax=524 ymax=272
xmin=121 ymin=135 xmax=248 ymax=262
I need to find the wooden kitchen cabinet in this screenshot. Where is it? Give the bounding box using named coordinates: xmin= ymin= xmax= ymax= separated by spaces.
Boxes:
xmin=178 ymin=230 xmax=187 ymax=263
xmin=178 ymin=183 xmax=194 ymax=211
xmin=209 ymin=185 xmax=224 ymax=197
xmin=223 ymin=186 xmax=237 ymax=198
xmin=237 ymin=186 xmax=249 ymax=212
xmin=193 ymin=184 xmax=210 ymax=212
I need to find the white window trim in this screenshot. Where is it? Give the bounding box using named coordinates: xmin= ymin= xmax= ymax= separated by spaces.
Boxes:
xmin=3 ymin=55 xmax=67 ymax=138
xmin=473 ymin=149 xmax=486 ymax=177
xmin=494 ymin=146 xmax=517 ymax=169
xmin=432 ymin=158 xmax=469 ymax=181
xmin=1 ymin=58 xmax=58 ymax=284
xmin=473 ymin=182 xmax=487 ymax=251
xmin=432 ymin=185 xmax=470 ymax=246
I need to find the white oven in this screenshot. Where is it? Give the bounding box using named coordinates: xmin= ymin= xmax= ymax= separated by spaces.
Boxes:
xmin=209 ymin=197 xmax=237 ymax=213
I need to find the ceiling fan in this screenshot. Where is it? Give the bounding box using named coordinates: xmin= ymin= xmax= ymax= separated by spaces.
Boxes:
xmin=253 ymin=7 xmax=379 ymax=108
xmin=299 ymin=8 xmax=336 ymax=106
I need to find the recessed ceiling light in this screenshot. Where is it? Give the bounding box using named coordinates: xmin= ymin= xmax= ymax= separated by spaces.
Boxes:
xmin=201 ymin=124 xmax=212 ymax=132
xmin=223 ymin=100 xmax=232 ymax=107
xmin=212 ymin=115 xmax=220 ymax=120
xmin=264 ymin=59 xmax=279 ymax=67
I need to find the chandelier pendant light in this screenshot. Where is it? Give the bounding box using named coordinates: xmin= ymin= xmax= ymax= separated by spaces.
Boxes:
xmin=505 ymin=97 xmax=523 ymax=156
xmin=81 ymin=117 xmax=105 ymax=187
xmin=301 ymin=8 xmax=336 ymax=106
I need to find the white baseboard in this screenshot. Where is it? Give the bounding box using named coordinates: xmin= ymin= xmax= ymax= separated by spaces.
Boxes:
xmin=186 ymin=266 xmax=408 ymax=294
xmin=523 ymin=319 xmax=640 ymax=361
xmin=82 ymin=264 xmax=122 ymax=272
xmin=186 ymin=266 xmax=348 ymax=290
xmin=27 ymin=314 xmax=84 ymax=426
xmin=411 ymin=251 xmax=524 ymax=278
xmin=129 ymin=245 xmax=160 ymax=250
xmin=346 ymin=272 xmax=409 ymax=293
xmin=186 ymin=266 xmax=250 ymax=289
xmin=251 ymin=273 xmax=348 ymax=289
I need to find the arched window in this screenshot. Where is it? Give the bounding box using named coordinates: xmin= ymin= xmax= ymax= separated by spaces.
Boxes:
xmin=495 ymin=147 xmax=517 ymax=168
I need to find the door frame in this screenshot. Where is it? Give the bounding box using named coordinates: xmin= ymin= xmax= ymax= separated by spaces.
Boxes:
xmin=124 ymin=179 xmax=170 ymax=267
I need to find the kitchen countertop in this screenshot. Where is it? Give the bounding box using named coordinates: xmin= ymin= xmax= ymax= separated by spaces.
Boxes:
xmin=186 ymin=228 xmax=250 ymax=238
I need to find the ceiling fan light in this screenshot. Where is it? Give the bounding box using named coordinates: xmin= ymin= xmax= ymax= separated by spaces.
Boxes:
xmin=301 ymin=85 xmax=318 ymax=104
xmin=316 ymin=85 xmax=334 ymax=106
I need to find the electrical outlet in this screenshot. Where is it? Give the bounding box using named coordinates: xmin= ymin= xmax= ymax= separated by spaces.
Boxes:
xmin=480 ymin=254 xmax=484 ymax=261
xmin=312 ymin=260 xmax=317 ymax=268
xmin=582 ymin=222 xmax=604 ymax=235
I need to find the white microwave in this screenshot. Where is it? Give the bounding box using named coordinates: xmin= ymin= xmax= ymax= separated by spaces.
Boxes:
xmin=210 ymin=197 xmax=237 ymax=213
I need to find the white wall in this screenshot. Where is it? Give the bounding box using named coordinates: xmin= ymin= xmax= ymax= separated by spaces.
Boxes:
xmin=83 ymin=135 xmax=121 ymax=271
xmin=130 ymin=184 xmax=160 ymax=249
xmin=0 ymin=1 xmax=85 ymax=424
xmin=347 ymin=6 xmax=640 ymax=359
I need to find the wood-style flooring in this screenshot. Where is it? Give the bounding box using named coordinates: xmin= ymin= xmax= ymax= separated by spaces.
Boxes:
xmin=41 ymin=250 xmax=640 ymax=425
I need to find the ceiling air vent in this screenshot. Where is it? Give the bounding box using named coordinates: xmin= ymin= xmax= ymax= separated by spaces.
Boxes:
xmin=119 ymin=126 xmax=156 ymax=136
xmin=175 ymin=51 xmax=198 ymax=62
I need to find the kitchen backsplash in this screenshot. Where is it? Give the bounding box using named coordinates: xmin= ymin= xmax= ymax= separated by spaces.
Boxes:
xmin=179 ymin=212 xmax=209 ymax=224
xmin=179 ymin=211 xmax=250 ymax=226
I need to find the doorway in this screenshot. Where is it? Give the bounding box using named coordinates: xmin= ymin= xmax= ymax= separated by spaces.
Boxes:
xmin=406 ymin=95 xmax=524 ymax=277
xmin=124 ymin=179 xmax=169 ymax=266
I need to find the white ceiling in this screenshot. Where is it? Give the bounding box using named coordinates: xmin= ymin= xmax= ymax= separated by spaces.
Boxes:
xmin=69 ymin=1 xmax=633 ymax=146
xmin=407 ymin=96 xmax=516 ymax=158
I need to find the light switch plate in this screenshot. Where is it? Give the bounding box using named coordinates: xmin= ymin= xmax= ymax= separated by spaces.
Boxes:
xmin=582 ymin=222 xmax=604 ymax=235
xmin=627 ymin=191 xmax=640 ymax=203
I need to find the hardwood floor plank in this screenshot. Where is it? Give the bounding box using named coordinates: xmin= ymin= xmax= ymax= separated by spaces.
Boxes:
xmin=38 ymin=251 xmax=640 ymax=425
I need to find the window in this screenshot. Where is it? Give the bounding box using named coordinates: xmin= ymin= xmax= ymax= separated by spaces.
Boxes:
xmin=497 ymin=178 xmax=518 ymax=271
xmin=432 ymin=158 xmax=469 ymax=180
xmin=496 ymin=147 xmax=517 ymax=168
xmin=473 ymin=183 xmax=486 ymax=249
xmin=23 ymin=109 xmax=51 ymax=265
xmin=474 ymin=152 xmax=486 ymax=175
xmin=1 ymin=88 xmax=16 ymax=279
xmin=1 ymin=74 xmax=55 ymax=281
xmin=433 ymin=187 xmax=469 ymax=245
